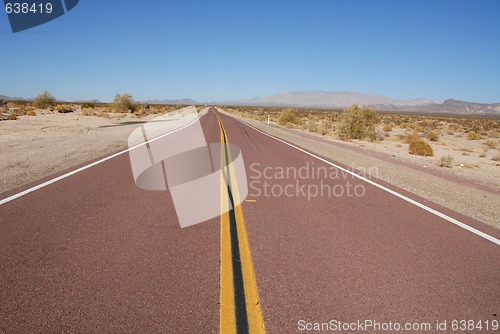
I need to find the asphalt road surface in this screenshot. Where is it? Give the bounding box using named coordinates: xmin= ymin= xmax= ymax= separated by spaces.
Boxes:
xmin=1 ymin=108 xmax=499 ymax=333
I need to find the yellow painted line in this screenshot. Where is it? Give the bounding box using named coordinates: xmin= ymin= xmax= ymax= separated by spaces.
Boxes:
xmin=214 ymin=110 xmax=266 ymax=334
xmin=219 ymin=114 xmax=236 ymax=333
xmin=245 ymin=200 xmax=257 ymax=203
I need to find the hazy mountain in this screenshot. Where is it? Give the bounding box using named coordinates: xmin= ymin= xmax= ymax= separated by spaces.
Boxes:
xmin=376 ymin=99 xmax=500 ymax=115
xmin=215 ymin=91 xmax=499 ymax=115
xmin=143 ymin=98 xmax=199 ymax=105
xmin=0 ymin=94 xmax=26 ymax=101
xmin=74 ymin=99 xmax=101 ymax=103
xmin=217 ymin=91 xmax=435 ymax=108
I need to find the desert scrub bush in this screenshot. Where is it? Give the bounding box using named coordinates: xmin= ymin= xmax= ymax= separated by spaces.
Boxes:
xmin=278 ymin=110 xmax=301 ymax=126
xmin=80 ymin=102 xmax=95 ymax=109
xmin=112 ymin=93 xmax=139 ymax=113
xmin=319 ymin=126 xmax=330 ymax=136
xmin=337 ymin=104 xmax=378 ymax=140
xmin=12 ymin=107 xmax=26 ymax=115
xmin=6 ymin=114 xmax=17 ymax=120
xmin=404 ymin=131 xmax=421 ymax=143
xmin=27 ymin=110 xmax=36 ymax=116
xmin=33 ymin=91 xmax=56 ymax=109
xmin=383 ymin=124 xmax=393 ymax=132
xmin=408 ymin=139 xmax=434 ymax=156
xmin=284 ymin=122 xmax=296 ymax=129
xmin=484 ymin=140 xmax=498 ymax=150
xmin=96 ymin=110 xmax=110 ymax=118
xmin=81 ymin=108 xmax=96 ymax=116
xmin=466 ymin=131 xmax=481 ymax=140
xmin=55 ymin=104 xmax=73 ymax=113
xmin=438 ymin=155 xmax=454 ymax=167
xmin=492 ymin=154 xmax=500 ymax=162
xmin=425 ymin=130 xmax=440 ymax=142
xmin=308 ymin=123 xmax=319 ymax=133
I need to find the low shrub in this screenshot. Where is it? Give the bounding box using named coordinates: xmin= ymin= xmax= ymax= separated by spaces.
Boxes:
xmin=383 ymin=125 xmax=393 ymax=132
xmin=409 ymin=139 xmax=434 ymax=156
xmin=33 ymin=91 xmax=56 ymax=109
xmin=438 ymin=155 xmax=453 ymax=167
xmin=337 ymin=104 xmax=378 ymax=140
xmin=484 ymin=140 xmax=498 ymax=150
xmin=308 ymin=123 xmax=319 ymax=133
xmin=278 ymin=110 xmax=300 ymax=126
xmin=55 ymin=105 xmax=73 ymax=113
xmin=467 ymin=131 xmax=481 ymax=140
xmin=81 ymin=108 xmax=96 ymax=116
xmin=426 ymin=130 xmax=440 ymax=142
xmin=112 ymin=93 xmax=139 ymax=113
xmin=404 ymin=131 xmax=421 ymax=143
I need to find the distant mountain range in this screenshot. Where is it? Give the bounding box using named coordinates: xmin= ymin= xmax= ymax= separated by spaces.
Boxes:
xmin=212 ymin=91 xmax=500 ymax=115
xmin=142 ymin=98 xmax=199 ymax=105
xmin=216 ymin=91 xmax=435 ymax=108
xmin=74 ymin=99 xmax=101 ymax=103
xmin=2 ymin=92 xmax=499 ymax=115
xmin=0 ymin=94 xmax=28 ymax=101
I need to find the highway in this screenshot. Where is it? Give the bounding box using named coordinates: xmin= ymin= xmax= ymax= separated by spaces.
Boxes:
xmin=1 ymin=108 xmax=499 ymax=333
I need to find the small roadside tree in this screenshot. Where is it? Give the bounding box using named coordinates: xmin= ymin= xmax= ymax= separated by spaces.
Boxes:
xmin=33 ymin=91 xmax=56 ymax=109
xmin=338 ymin=104 xmax=379 ymax=140
xmin=112 ymin=93 xmax=138 ymax=113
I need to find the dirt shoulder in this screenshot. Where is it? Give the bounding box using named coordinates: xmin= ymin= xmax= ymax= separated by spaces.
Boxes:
xmin=221 ymin=111 xmax=500 ymax=230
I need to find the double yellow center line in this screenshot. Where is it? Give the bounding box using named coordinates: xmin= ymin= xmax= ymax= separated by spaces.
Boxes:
xmin=214 ymin=110 xmax=266 ymax=334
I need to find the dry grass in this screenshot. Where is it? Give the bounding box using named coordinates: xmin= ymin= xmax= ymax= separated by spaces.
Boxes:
xmin=438 ymin=155 xmax=454 ymax=167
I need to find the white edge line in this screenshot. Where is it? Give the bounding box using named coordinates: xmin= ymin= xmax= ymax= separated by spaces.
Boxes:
xmin=0 ymin=109 xmax=206 ymax=206
xmin=222 ymin=110 xmax=500 ymax=246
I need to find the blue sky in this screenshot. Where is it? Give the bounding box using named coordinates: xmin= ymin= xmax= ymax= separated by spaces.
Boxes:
xmin=1 ymin=0 xmax=499 ymax=103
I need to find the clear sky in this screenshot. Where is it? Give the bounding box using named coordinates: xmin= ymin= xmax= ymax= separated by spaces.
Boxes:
xmin=1 ymin=0 xmax=499 ymax=103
